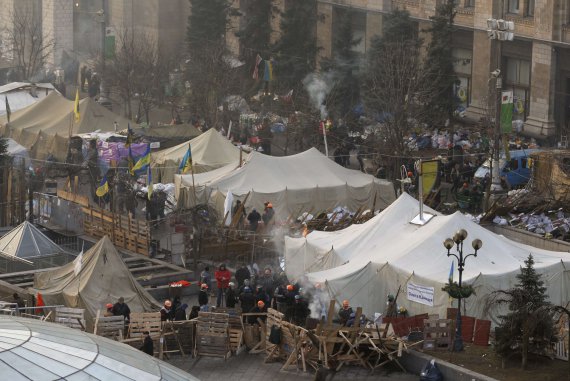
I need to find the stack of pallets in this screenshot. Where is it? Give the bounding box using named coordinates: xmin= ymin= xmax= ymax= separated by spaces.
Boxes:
xmin=195 ymin=312 xmax=230 ymax=359
xmin=423 ymin=318 xmax=454 ymax=351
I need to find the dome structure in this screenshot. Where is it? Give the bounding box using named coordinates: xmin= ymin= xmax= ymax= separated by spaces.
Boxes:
xmin=0 ymin=316 xmax=198 ymax=380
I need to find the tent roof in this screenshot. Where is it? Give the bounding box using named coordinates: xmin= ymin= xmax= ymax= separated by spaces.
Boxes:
xmin=300 ymin=193 xmax=570 ymax=284
xmin=33 ymin=236 xmax=160 ymax=320
xmin=177 ymin=147 xmax=389 ymax=194
xmin=141 ymin=124 xmax=201 ymax=140
xmin=0 ymin=221 xmax=64 ymax=262
xmin=0 ymin=316 xmax=197 ymax=380
xmin=1 ymin=92 xmax=132 ymax=137
xmin=153 ymin=128 xmax=240 ymax=167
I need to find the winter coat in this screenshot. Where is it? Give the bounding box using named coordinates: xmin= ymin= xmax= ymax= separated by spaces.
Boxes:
xmin=215 ymin=269 xmax=231 ymax=289
xmin=198 ymin=290 xmax=209 ymax=306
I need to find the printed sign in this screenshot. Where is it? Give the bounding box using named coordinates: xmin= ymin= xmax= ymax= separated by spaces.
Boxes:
xmin=150 ymin=142 xmax=160 ymax=149
xmin=407 ymin=282 xmax=434 ymax=306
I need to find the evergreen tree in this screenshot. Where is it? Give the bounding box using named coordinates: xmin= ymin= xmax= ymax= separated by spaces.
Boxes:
xmin=423 ymin=0 xmax=458 ymax=125
xmin=495 ymin=255 xmax=554 ymax=369
xmin=236 ymin=0 xmax=276 ymax=96
xmin=272 ymin=0 xmax=318 ymax=95
xmin=320 ymin=8 xmax=361 ymax=122
xmin=186 ymin=0 xmax=233 ymax=127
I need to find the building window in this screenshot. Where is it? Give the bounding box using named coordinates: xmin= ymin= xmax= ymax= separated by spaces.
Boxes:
xmin=525 ymin=0 xmax=535 ymax=16
xmin=465 ymin=0 xmax=475 ymax=7
xmin=505 ymin=57 xmax=531 ymax=121
xmin=508 ymin=0 xmax=519 ymax=14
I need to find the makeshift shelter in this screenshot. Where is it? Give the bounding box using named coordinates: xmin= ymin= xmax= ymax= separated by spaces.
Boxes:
xmin=0 ymin=82 xmax=55 ymax=117
xmin=0 ymin=316 xmax=198 ymax=380
xmin=0 ymin=92 xmax=132 ymax=161
xmin=530 ymin=150 xmax=570 ymax=204
xmin=175 ymin=147 xmax=396 ymax=220
xmin=33 ymin=236 xmax=160 ymax=329
xmin=0 ymin=221 xmax=73 ymax=272
xmin=153 ymin=128 xmax=241 ymax=183
xmin=285 ymin=193 xmax=570 ymax=323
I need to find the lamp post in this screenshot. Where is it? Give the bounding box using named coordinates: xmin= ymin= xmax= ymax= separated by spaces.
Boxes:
xmin=486 ymin=7 xmax=515 ymax=196
xmin=443 ymin=229 xmax=482 ymax=352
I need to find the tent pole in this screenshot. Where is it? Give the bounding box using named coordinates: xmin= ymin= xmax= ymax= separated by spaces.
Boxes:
xmin=417 ymin=160 xmax=424 ymax=222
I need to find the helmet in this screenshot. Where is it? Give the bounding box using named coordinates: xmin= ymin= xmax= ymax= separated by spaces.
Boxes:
xmin=257 ymin=301 xmax=265 ymax=308
xmin=286 ymin=285 xmax=294 ymax=291
xmin=267 ymin=203 xmax=273 ymax=208
xmin=229 ymin=282 xmax=235 ymax=288
xmin=201 ymin=283 xmax=208 ymax=289
xmin=106 ymin=303 xmax=113 ymax=309
xmin=164 ymin=300 xmax=172 ymax=307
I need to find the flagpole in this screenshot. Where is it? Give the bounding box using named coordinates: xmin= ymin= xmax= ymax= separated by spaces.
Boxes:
xmin=190 ymin=144 xmax=198 ymax=206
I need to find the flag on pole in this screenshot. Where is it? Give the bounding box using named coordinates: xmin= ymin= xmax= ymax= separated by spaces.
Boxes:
xmin=147 ymin=166 xmax=153 ymax=201
xmin=74 ymin=89 xmax=81 ymax=123
xmin=178 ymin=144 xmax=192 ymax=174
xmin=125 ymin=123 xmax=133 ymax=148
xmin=74 ymin=248 xmax=84 ymax=276
xmin=130 ymin=144 xmax=151 ymax=175
xmin=96 ymin=175 xmax=109 ymax=197
xmin=500 ymin=91 xmax=513 ymax=134
xmin=263 ymin=60 xmax=274 ymax=82
xmin=252 ymin=54 xmax=262 ymax=79
xmin=5 ymin=95 xmax=11 ymax=123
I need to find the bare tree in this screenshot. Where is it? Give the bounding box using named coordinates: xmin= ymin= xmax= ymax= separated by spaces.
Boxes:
xmin=2 ymin=6 xmax=54 ymax=81
xmin=100 ymin=30 xmax=172 ymax=122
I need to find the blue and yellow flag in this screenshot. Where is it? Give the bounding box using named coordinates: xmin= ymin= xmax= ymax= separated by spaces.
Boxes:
xmin=147 ymin=166 xmax=153 ymax=200
xmin=131 ymin=144 xmax=151 ymax=175
xmin=96 ymin=175 xmax=109 ymax=197
xmin=178 ymin=144 xmax=192 ymax=174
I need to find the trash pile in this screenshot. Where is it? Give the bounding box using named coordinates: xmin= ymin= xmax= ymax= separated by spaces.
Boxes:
xmin=492 ymin=209 xmax=570 ymax=240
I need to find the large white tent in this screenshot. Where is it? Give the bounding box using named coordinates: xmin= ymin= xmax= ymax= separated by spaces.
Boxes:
xmin=285 ymin=193 xmax=570 ymax=323
xmin=175 ymin=148 xmax=396 ymax=220
xmin=152 ymin=128 xmax=241 ymax=183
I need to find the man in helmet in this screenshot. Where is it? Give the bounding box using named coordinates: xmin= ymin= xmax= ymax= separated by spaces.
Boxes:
xmin=160 ymin=300 xmax=174 ymax=321
xmin=112 ymin=297 xmax=131 ymax=322
xmin=248 ymin=300 xmax=267 ymax=324
xmin=226 ymin=282 xmax=238 ymax=308
xmin=104 ymin=303 xmax=114 ymax=317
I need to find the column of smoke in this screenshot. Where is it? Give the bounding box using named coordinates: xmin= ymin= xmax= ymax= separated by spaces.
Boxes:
xmin=298 ymin=277 xmax=333 ymax=319
xmin=302 ymin=72 xmax=336 ymax=120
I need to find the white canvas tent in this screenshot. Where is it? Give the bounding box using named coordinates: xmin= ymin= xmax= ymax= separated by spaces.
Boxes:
xmin=33 ymin=236 xmax=160 ymax=328
xmin=152 ymin=128 xmax=241 ymax=183
xmin=175 ymin=147 xmax=396 ymax=220
xmin=0 ymin=221 xmax=65 ymax=262
xmin=285 ymin=193 xmax=570 ymax=323
xmin=6 ymin=138 xmax=30 ymax=167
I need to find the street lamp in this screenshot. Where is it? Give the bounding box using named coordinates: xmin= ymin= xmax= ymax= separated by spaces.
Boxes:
xmin=443 ymin=229 xmax=482 ymax=352
xmin=486 ymin=12 xmax=515 ymax=195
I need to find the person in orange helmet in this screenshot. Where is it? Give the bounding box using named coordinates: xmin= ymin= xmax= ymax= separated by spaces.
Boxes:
xmin=262 ymin=201 xmax=275 ymax=226
xmin=248 ymin=300 xmax=267 ymax=324
xmin=104 ymin=303 xmax=114 ymax=317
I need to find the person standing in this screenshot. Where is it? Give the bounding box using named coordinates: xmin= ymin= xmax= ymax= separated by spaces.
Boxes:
xmin=262 ymin=202 xmax=275 ymax=227
xmin=259 ymin=268 xmax=276 ymax=302
xmin=199 ymin=284 xmax=209 ymax=311
xmin=226 ymin=282 xmax=238 ymax=308
xmin=200 ymin=266 xmax=212 ymax=290
xmin=338 ymin=300 xmax=353 ymax=326
xmin=247 ymin=209 xmax=261 ymax=232
xmin=174 ymin=304 xmax=188 ymax=321
xmin=235 ymin=264 xmax=250 ymax=289
xmin=112 ymin=297 xmax=131 ymax=322
xmin=160 ymin=300 xmax=174 ymax=321
xmin=215 ymin=264 xmax=231 ymax=307
xmin=239 ymin=287 xmax=255 ymax=322
xmin=140 ymin=331 xmax=154 ymax=356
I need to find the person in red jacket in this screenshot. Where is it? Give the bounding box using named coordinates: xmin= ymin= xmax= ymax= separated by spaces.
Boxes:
xmin=215 ymin=263 xmax=231 ymax=307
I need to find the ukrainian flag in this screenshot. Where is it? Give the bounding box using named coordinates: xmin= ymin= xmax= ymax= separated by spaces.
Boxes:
xmin=131 ymin=144 xmax=151 ymax=175
xmin=74 ymin=89 xmax=80 ymax=123
xmin=178 ymin=145 xmax=192 ymax=174
xmin=96 ymin=175 xmax=109 ymax=197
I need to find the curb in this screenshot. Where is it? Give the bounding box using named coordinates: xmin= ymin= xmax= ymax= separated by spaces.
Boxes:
xmin=400 ymin=349 xmax=500 ymax=381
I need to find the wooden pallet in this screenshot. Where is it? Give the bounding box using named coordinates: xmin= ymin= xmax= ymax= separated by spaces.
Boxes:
xmin=93 ymin=311 xmax=124 ymax=340
xmin=54 ymin=307 xmax=86 ymax=331
xmin=423 ymin=319 xmax=454 ymax=351
xmin=195 ymin=312 xmax=230 ymax=359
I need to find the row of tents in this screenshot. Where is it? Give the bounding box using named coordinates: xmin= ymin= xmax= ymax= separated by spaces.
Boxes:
xmin=284 ymin=193 xmax=570 ymax=323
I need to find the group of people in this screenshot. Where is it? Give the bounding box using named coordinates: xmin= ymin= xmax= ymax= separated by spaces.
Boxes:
xmin=238 ymin=201 xmax=275 ymax=232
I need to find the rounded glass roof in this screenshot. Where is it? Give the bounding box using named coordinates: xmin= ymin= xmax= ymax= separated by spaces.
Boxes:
xmin=0 ymin=316 xmax=198 ymax=380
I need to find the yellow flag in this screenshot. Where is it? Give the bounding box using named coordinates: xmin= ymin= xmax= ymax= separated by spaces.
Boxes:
xmin=421 ymin=160 xmax=439 ymax=200
xmin=74 ymin=89 xmax=80 ymax=123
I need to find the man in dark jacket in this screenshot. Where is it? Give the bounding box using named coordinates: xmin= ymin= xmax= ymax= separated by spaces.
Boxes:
xmin=226 ymin=282 xmax=238 ymax=308
xmin=239 ymin=287 xmax=255 ymax=322
xmin=174 ymin=304 xmax=188 ymax=321
xmin=293 ymin=295 xmax=310 ymax=327
xmin=248 ymin=301 xmax=267 ymax=325
xmin=247 ymin=209 xmax=261 ymax=231
xmin=160 ymin=300 xmax=174 ymax=321
xmin=338 ymin=300 xmax=353 ymax=326
xmin=112 ymin=297 xmax=131 ymax=322
xmin=199 ymin=284 xmax=209 ymax=311
xmin=259 ymin=268 xmax=276 ymax=301
xmin=140 ymin=331 xmax=153 ymax=356
xmin=235 ymin=264 xmax=250 ymax=289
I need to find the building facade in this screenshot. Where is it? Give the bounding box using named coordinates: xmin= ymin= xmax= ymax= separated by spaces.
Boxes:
xmin=315 ymin=0 xmax=570 ymax=138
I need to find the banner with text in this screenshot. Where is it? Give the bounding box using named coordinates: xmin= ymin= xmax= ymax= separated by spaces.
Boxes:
xmin=407 ymin=282 xmax=435 ymax=307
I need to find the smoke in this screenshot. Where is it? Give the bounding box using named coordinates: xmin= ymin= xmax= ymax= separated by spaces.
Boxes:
xmin=302 ymin=72 xmax=336 ymax=119
xmin=295 ymin=277 xmax=331 ymax=319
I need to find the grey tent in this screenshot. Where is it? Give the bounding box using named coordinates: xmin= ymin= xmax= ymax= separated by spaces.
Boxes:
xmin=33 ymin=236 xmax=160 ymax=329
xmin=0 ymin=221 xmax=69 ymax=272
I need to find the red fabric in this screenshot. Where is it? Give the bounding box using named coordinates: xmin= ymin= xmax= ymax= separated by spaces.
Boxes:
xmin=36 ymin=292 xmax=45 ymax=314
xmin=215 ymin=269 xmax=231 ymax=289
xmin=170 ymin=280 xmax=191 ymax=287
